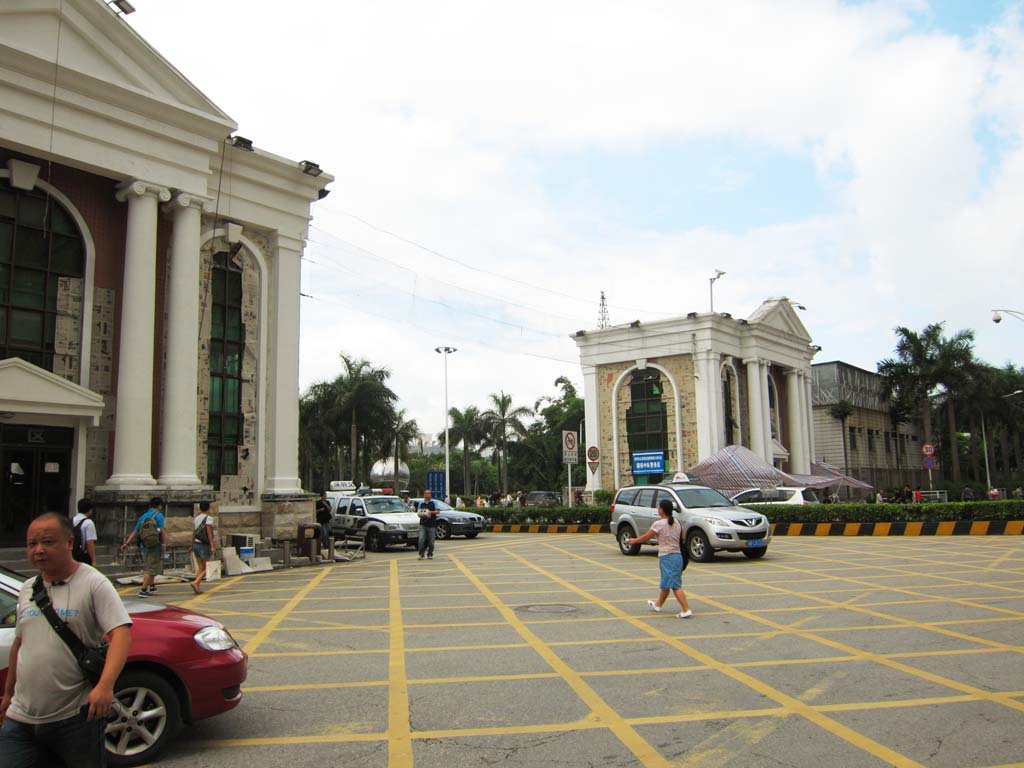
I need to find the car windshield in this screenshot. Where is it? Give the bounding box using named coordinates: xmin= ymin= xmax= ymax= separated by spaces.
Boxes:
xmin=365 ymin=498 xmax=409 ymax=514
xmin=676 ymin=487 xmax=733 ymax=508
xmin=413 ymin=499 xmax=453 ymax=511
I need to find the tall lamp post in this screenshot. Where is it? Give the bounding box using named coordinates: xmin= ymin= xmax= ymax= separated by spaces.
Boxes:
xmin=982 ymin=390 xmax=1024 ymax=493
xmin=709 ymin=269 xmax=726 ymax=312
xmin=435 ymin=346 xmax=457 ymax=502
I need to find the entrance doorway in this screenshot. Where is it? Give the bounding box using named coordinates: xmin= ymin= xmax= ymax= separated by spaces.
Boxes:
xmin=0 ymin=425 xmax=73 ymax=545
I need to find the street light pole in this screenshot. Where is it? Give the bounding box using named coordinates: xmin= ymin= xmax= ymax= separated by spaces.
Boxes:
xmin=435 ymin=346 xmax=457 ymax=502
xmin=981 ymin=413 xmax=991 ymax=491
xmin=709 ymin=270 xmax=725 ymax=313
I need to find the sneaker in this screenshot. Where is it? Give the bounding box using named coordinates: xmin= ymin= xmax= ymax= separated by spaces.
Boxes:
xmin=646 ymin=600 xmax=662 ymax=613
xmin=418 ymin=555 xmax=424 ymax=560
xmin=676 ymin=610 xmax=693 ymax=619
xmin=427 ymin=555 xmax=433 ymax=559
xmin=137 ymin=589 xmax=150 ymax=598
xmin=146 ymin=585 xmax=158 ymax=594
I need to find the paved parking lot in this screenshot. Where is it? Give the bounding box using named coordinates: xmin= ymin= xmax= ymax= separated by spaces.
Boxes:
xmin=145 ymin=533 xmax=1024 ymax=767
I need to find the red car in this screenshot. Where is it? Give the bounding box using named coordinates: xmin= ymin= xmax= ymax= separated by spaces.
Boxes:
xmin=0 ymin=565 xmax=247 ymax=766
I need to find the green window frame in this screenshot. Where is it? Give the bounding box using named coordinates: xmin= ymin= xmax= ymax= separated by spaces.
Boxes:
xmin=0 ymin=181 xmax=84 ymax=370
xmin=625 ymin=370 xmax=668 ymax=480
xmin=207 ymin=251 xmax=244 ymax=490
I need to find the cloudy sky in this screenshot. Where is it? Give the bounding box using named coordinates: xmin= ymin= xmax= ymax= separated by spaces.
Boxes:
xmin=128 ymin=0 xmax=1024 ymax=436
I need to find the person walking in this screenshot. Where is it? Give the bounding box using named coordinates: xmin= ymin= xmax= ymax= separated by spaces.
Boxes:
xmin=71 ymin=498 xmax=98 ymax=567
xmin=120 ymin=497 xmax=166 ymax=598
xmin=626 ymin=499 xmax=693 ymax=619
xmin=0 ymin=512 xmax=132 ymax=767
xmin=315 ymin=492 xmax=332 ymax=559
xmin=417 ymin=488 xmax=439 ymax=560
xmin=190 ymin=502 xmax=216 ymax=595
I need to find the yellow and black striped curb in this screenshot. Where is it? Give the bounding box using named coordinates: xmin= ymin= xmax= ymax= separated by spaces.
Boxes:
xmin=488 ymin=520 xmax=1024 ymax=536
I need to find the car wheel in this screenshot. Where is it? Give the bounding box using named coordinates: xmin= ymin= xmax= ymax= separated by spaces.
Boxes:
xmin=465 ymin=532 xmax=479 ymax=538
xmin=687 ymin=530 xmax=714 ymax=562
xmin=365 ymin=529 xmax=384 ymax=552
xmin=617 ymin=525 xmax=640 ymax=555
xmin=743 ymin=546 xmax=768 ymax=559
xmin=436 ymin=521 xmax=452 ymax=540
xmin=105 ymin=670 xmax=180 ymax=767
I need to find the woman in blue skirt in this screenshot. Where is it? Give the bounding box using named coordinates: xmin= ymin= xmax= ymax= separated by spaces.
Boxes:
xmin=626 ymin=498 xmax=692 ymax=618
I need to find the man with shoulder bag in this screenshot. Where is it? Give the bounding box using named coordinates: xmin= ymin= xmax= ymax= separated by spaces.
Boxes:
xmin=119 ymin=498 xmax=166 ymax=598
xmin=0 ymin=512 xmax=132 ymax=767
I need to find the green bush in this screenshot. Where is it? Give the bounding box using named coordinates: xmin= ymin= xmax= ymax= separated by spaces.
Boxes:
xmin=762 ymin=500 xmax=1024 ymax=524
xmin=483 ymin=500 xmax=1024 ymax=527
xmin=593 ymin=489 xmax=614 ymax=505
xmin=486 ymin=505 xmax=611 ymax=525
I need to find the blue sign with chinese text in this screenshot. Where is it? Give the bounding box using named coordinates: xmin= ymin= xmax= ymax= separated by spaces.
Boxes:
xmin=425 ymin=470 xmax=447 ymax=499
xmin=631 ymin=450 xmax=665 ymax=475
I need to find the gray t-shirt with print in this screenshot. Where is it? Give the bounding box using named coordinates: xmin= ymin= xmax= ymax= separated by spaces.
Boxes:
xmin=9 ymin=564 xmax=131 ymax=724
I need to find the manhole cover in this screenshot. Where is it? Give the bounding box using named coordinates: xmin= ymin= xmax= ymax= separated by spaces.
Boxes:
xmin=515 ymin=604 xmax=580 ymax=614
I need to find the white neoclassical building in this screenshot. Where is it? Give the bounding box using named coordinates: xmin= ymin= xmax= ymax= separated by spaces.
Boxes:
xmin=573 ymin=298 xmax=818 ymax=491
xmin=0 ymin=0 xmax=329 ymax=543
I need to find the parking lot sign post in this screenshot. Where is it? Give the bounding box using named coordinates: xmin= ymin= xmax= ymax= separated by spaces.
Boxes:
xmin=425 ymin=470 xmax=446 ymax=501
xmin=563 ymin=431 xmax=578 ymax=508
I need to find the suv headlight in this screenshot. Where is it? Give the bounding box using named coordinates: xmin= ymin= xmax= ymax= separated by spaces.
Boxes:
xmin=194 ymin=626 xmax=238 ymax=651
xmin=702 ymin=516 xmax=729 ymax=526
xmin=383 ymin=523 xmax=401 ymax=531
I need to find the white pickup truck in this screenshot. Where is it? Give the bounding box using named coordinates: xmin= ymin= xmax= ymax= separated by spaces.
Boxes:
xmin=325 ymin=493 xmax=420 ymax=551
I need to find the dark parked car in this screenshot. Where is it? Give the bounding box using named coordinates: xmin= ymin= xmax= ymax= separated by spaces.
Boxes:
xmin=409 ymin=498 xmax=488 ymax=539
xmin=0 ymin=566 xmax=247 ymax=766
xmin=526 ymin=491 xmax=562 ymax=506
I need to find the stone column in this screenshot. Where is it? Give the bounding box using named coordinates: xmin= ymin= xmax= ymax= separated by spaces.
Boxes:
xmin=694 ymin=352 xmax=712 ymax=460
xmin=785 ymin=369 xmax=807 ymax=473
xmin=706 ymin=350 xmax=722 ymax=455
xmin=760 ymin=361 xmax=774 ymax=461
xmin=804 ymin=372 xmax=816 ymax=465
xmin=744 ymin=358 xmax=765 ymax=460
xmin=583 ymin=367 xmax=600 ymax=491
xmin=263 ymin=235 xmax=304 ymax=495
xmin=105 ymin=180 xmax=170 ymax=487
xmin=157 ymin=192 xmax=209 ymax=486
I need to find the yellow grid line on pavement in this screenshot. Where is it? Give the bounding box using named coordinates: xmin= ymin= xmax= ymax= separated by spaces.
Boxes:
xmin=447 ymin=551 xmax=677 ymax=768
xmin=525 ymin=544 xmax=929 ymax=768
xmin=386 ymin=559 xmax=414 ymax=768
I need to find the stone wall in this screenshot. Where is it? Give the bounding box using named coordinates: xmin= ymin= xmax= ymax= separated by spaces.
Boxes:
xmin=595 ymin=354 xmax=698 ymax=489
xmin=85 ymin=287 xmax=116 ymax=489
xmin=196 ymin=231 xmax=260 ymax=506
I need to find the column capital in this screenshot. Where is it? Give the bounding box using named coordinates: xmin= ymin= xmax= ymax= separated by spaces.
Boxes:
xmin=741 ymin=357 xmax=760 ymax=366
xmin=784 ymin=368 xmax=799 ymax=378
xmin=115 ymin=179 xmax=171 ymax=204
xmin=162 ymin=191 xmax=213 ymax=215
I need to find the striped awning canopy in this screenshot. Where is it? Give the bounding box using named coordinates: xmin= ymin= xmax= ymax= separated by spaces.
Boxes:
xmin=686 ymin=445 xmax=834 ymax=497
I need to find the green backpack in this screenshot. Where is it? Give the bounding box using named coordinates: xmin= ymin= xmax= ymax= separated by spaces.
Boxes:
xmin=139 ymin=513 xmax=160 ymax=548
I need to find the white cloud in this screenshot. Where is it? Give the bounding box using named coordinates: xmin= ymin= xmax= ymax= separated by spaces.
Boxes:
xmin=126 ymin=1 xmax=1024 ymax=431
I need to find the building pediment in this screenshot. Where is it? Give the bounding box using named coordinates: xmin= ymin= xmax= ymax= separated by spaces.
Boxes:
xmin=747 ymin=298 xmax=812 ymax=342
xmin=0 ymin=0 xmax=234 ymax=132
xmin=0 ymin=357 xmax=104 ymax=425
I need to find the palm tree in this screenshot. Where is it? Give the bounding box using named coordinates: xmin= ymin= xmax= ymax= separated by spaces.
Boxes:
xmin=829 ymin=399 xmax=854 ymax=475
xmin=390 ymin=408 xmax=419 ymax=492
xmin=878 ymin=324 xmax=946 ymax=446
xmin=482 ymin=391 xmax=532 ymax=494
xmin=934 ymin=329 xmax=975 ymax=483
xmin=445 ymin=405 xmax=486 ymax=495
xmin=335 ymin=354 xmax=397 ymax=483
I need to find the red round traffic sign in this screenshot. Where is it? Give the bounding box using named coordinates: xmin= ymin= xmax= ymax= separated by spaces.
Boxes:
xmin=921 ymin=443 xmax=935 ymax=457
xmin=587 ymin=445 xmax=600 ymax=462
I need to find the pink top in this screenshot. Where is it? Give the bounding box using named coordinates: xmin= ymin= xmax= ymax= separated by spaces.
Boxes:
xmin=651 ymin=518 xmax=682 ymax=556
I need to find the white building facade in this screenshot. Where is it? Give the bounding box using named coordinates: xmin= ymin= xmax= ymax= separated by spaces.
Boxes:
xmin=0 ymin=0 xmax=329 ymax=543
xmin=573 ymin=298 xmax=818 ymax=491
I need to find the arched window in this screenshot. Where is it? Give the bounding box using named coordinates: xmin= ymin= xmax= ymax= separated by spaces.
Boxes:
xmin=722 ymin=366 xmax=739 ymax=446
xmin=625 ymin=369 xmax=668 ymax=484
xmin=207 ymin=251 xmax=244 ymax=490
xmin=766 ymin=373 xmax=780 ymax=441
xmin=0 ymin=181 xmax=84 ymax=370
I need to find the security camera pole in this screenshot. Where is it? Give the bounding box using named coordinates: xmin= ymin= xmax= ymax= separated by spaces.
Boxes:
xmin=709 ymin=269 xmax=726 ymax=312
xmin=991 ymin=309 xmax=1024 ymax=324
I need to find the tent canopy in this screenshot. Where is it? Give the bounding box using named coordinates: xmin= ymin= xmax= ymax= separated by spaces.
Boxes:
xmin=686 ymin=445 xmax=834 ymax=497
xmin=801 ymin=461 xmax=874 ymax=491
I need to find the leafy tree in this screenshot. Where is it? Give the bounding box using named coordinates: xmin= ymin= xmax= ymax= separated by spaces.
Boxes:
xmin=933 ymin=328 xmax=975 ymax=482
xmin=335 ymin=354 xmax=397 ymax=483
xmin=878 ymin=324 xmax=947 ymax=445
xmin=390 ymin=408 xmax=419 ymax=492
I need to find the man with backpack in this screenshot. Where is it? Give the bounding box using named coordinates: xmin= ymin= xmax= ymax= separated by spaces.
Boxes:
xmin=119 ymin=498 xmax=165 ymax=598
xmin=71 ymin=498 xmax=97 ymax=567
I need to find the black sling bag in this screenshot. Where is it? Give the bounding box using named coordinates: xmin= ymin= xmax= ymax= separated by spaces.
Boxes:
xmin=30 ymin=576 xmax=109 ymax=684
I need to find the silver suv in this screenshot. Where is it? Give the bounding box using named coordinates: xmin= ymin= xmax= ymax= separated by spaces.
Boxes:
xmin=610 ymin=481 xmax=771 ymax=561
